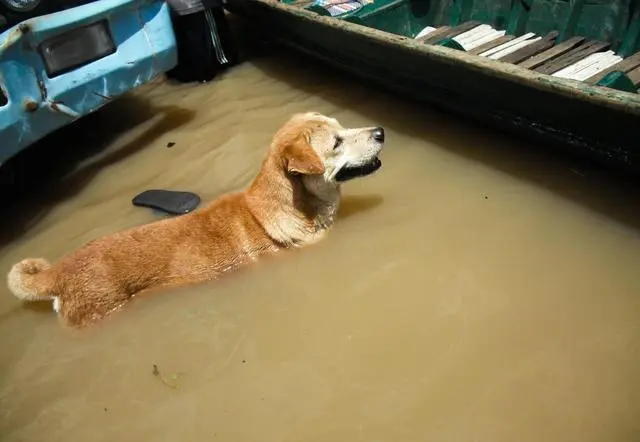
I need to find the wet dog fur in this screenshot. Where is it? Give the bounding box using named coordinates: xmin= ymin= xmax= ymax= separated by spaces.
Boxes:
xmin=7 ymin=112 xmax=385 ymax=327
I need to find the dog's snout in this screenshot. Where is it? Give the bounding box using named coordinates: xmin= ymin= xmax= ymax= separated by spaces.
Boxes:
xmin=371 ymin=127 xmax=385 ymax=143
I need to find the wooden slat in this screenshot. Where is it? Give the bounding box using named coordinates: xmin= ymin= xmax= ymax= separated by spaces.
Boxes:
xmin=499 ymin=31 xmax=559 ymax=64
xmin=585 ymin=50 xmax=640 ymax=84
xmin=535 ymin=40 xmax=610 ymax=75
xmin=468 ymin=34 xmax=515 ymax=55
xmin=518 ymin=36 xmax=585 ymax=69
xmin=627 ymin=65 xmax=640 ymax=86
xmin=418 ymin=21 xmax=481 ymax=44
xmin=416 ymin=26 xmax=451 ymax=43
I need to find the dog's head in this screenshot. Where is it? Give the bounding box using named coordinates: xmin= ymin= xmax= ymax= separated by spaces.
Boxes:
xmin=273 ymin=112 xmax=385 ymax=186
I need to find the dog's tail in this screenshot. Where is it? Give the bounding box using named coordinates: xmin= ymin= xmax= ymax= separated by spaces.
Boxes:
xmin=7 ymin=258 xmax=56 ymax=302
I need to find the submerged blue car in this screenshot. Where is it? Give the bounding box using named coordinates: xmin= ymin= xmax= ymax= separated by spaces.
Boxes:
xmin=0 ymin=0 xmax=236 ymax=166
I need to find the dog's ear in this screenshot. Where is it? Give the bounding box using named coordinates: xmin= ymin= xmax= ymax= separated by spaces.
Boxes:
xmin=285 ymin=135 xmax=325 ymax=176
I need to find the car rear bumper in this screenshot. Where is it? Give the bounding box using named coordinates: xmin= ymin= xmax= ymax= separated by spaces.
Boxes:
xmin=0 ymin=0 xmax=178 ymax=164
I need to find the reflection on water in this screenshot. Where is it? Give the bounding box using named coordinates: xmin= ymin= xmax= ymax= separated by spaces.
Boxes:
xmin=1 ymin=20 xmax=640 ymax=442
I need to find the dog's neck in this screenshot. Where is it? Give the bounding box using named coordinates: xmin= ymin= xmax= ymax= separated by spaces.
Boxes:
xmin=301 ymin=174 xmax=341 ymax=229
xmin=246 ymin=157 xmax=340 ymax=247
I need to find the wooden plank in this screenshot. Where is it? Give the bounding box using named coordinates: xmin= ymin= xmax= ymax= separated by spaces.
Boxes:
xmin=418 ymin=21 xmax=481 ymax=44
xmin=416 ymin=26 xmax=451 ymax=43
xmin=535 ymin=40 xmax=610 ymax=75
xmin=499 ymin=31 xmax=559 ymax=64
xmin=485 ymin=33 xmax=540 ymax=59
xmin=468 ymin=34 xmax=515 ymax=55
xmin=627 ymin=65 xmax=640 ymax=86
xmin=518 ymin=36 xmax=585 ymax=69
xmin=585 ymin=50 xmax=640 ymax=84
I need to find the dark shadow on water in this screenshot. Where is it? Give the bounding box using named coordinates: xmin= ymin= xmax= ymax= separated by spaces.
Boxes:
xmin=338 ymin=194 xmax=384 ymax=220
xmin=0 ymin=96 xmax=196 ymax=249
xmin=19 ymin=301 xmax=52 ymax=314
xmin=238 ymin=33 xmax=640 ymax=232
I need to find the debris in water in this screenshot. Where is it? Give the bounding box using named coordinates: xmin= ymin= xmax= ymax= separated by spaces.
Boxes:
xmin=152 ymin=363 xmax=184 ymax=389
xmin=167 ymin=142 xmax=176 ymax=148
xmin=570 ymin=168 xmax=586 ymax=177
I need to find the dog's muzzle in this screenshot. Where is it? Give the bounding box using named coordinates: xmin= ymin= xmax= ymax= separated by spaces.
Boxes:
xmin=335 ymin=126 xmax=384 ymax=182
xmin=335 ymin=157 xmax=382 ymax=182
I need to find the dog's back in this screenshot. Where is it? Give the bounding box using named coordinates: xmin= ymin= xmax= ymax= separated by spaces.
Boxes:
xmin=8 ymin=192 xmax=278 ymax=326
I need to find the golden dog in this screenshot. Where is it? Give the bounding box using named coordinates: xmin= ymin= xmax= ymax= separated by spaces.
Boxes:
xmin=7 ymin=112 xmax=385 ymax=327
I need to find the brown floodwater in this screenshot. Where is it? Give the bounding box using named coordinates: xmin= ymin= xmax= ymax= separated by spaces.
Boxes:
xmin=1 ymin=26 xmax=640 ymax=442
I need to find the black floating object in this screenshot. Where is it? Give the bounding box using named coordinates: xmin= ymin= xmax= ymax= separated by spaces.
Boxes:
xmin=132 ymin=190 xmax=201 ymax=215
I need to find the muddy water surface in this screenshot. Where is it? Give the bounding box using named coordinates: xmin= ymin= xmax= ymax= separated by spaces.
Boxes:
xmin=1 ymin=38 xmax=640 ymax=442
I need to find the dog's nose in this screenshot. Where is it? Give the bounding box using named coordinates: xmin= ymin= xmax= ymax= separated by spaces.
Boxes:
xmin=371 ymin=127 xmax=385 ymax=142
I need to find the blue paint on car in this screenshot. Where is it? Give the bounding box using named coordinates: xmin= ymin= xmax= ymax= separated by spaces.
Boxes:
xmin=0 ymin=0 xmax=178 ymax=165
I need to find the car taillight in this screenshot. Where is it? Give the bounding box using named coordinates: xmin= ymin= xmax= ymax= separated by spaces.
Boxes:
xmin=39 ymin=20 xmax=115 ymax=77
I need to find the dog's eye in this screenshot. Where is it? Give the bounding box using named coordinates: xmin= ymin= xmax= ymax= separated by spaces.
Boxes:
xmin=333 ymin=137 xmax=343 ymax=150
